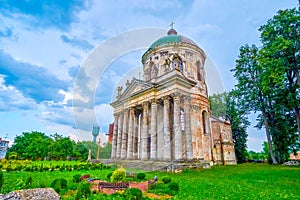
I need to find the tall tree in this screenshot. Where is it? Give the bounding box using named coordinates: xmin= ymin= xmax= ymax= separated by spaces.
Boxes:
xmin=259 ymin=8 xmax=300 ymax=141
xmin=232 ymin=45 xmax=278 ymax=164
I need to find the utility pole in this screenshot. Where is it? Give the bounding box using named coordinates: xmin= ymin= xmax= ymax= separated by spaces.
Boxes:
xmin=96 ymin=138 xmax=101 ymax=160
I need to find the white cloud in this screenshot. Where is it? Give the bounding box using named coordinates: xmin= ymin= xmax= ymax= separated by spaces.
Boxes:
xmin=0 ymin=75 xmax=37 ymax=111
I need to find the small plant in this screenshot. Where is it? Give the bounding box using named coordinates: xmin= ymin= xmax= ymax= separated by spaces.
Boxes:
xmin=168 ymin=182 xmax=179 ymax=191
xmin=136 ymin=173 xmax=146 ymax=180
xmin=73 ymin=174 xmax=82 ymax=183
xmin=14 ymin=179 xmax=26 ymax=190
xmin=106 ymin=172 xmax=113 ymax=180
xmin=162 ymin=176 xmax=172 ymax=184
xmin=60 ymin=178 xmax=68 ymax=189
xmin=6 ymin=165 xmax=12 ymax=172
xmin=25 ymin=176 xmax=33 ymax=188
xmin=110 ymin=167 xmax=126 ymax=182
xmin=76 ymin=182 xmax=91 ymax=199
xmin=124 ymin=188 xmax=143 ymax=200
xmin=51 ymin=178 xmax=68 ymax=193
xmin=39 ymin=181 xmax=46 ymax=188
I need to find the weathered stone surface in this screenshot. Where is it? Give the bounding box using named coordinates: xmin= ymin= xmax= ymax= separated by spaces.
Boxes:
xmin=0 ymin=188 xmax=59 ymax=200
xmin=283 ymin=161 xmax=299 ymax=166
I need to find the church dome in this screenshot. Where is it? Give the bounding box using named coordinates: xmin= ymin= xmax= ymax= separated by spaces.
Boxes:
xmin=146 ymin=28 xmax=199 ymax=51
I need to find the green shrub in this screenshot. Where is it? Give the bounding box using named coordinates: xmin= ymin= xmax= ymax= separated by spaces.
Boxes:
xmin=51 ymin=178 xmax=60 ymax=188
xmin=110 ymin=167 xmax=126 ymax=182
xmin=136 ymin=173 xmax=146 ymax=180
xmin=0 ymin=170 xmax=3 ymax=190
xmin=60 ymin=178 xmax=68 ymax=189
xmin=14 ymin=179 xmax=26 ymax=190
xmin=168 ymin=182 xmax=179 ymax=191
xmin=124 ymin=188 xmax=143 ymax=200
xmin=68 ymin=183 xmax=78 ymax=190
xmin=51 ymin=178 xmax=68 ymax=193
xmin=6 ymin=165 xmax=12 ymax=172
xmin=25 ymin=176 xmax=33 ymax=188
xmin=162 ymin=176 xmax=171 ymax=184
xmin=76 ymin=182 xmax=91 ymax=199
xmin=106 ymin=172 xmax=113 ymax=180
xmin=73 ymin=174 xmax=81 ymax=183
xmin=39 ymin=181 xmax=46 ymax=188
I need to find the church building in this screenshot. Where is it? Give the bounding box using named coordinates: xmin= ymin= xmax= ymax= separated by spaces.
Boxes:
xmin=110 ymin=28 xmax=236 ymax=165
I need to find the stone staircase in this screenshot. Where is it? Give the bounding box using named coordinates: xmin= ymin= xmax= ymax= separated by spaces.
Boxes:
xmin=98 ymin=159 xmax=211 ymax=172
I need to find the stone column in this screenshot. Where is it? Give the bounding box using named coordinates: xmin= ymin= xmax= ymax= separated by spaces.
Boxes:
xmin=111 ymin=114 xmax=118 ymax=159
xmin=184 ymin=96 xmax=193 ymax=160
xmin=121 ymin=109 xmax=128 ymax=159
xmin=127 ymin=108 xmax=134 ymax=159
xmin=141 ymin=102 xmax=149 ymax=160
xmin=163 ymin=96 xmax=171 ymax=161
xmin=133 ymin=111 xmax=139 ymax=159
xmin=116 ymin=112 xmax=123 ymax=159
xmin=173 ymin=94 xmax=182 ymax=160
xmin=150 ymin=99 xmax=157 ymax=160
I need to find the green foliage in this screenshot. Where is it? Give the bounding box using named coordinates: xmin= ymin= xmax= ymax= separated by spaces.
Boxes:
xmin=14 ymin=178 xmax=26 ymax=190
xmin=232 ymin=8 xmax=300 ymax=164
xmin=51 ymin=178 xmax=68 ymax=193
xmin=168 ymin=182 xmax=179 ymax=191
xmin=0 ymin=170 xmax=3 ymax=190
xmin=110 ymin=167 xmax=126 ymax=182
xmin=124 ymin=188 xmax=143 ymax=200
xmin=8 ymin=152 xmax=18 ymax=160
xmin=25 ymin=176 xmax=33 ymax=188
xmin=60 ymin=178 xmax=68 ymax=189
xmin=162 ymin=176 xmax=171 ymax=184
xmin=136 ymin=172 xmax=146 ymax=180
xmin=76 ymin=182 xmax=91 ymax=199
xmin=39 ymin=181 xmax=46 ymax=188
xmin=106 ymin=172 xmax=113 ymax=180
xmin=72 ymin=174 xmax=81 ymax=183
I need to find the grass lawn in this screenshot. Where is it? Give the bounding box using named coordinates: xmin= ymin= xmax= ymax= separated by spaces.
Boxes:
xmin=1 ymin=163 xmax=300 ymax=199
xmin=146 ymin=163 xmax=300 ymax=200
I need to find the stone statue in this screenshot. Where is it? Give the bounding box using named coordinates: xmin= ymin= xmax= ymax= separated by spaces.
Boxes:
xmin=126 ymin=80 xmax=130 ymax=87
xmin=117 ymin=86 xmax=123 ymax=97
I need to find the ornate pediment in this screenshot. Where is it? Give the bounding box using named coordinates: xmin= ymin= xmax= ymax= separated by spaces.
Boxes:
xmin=116 ymin=78 xmax=154 ymax=101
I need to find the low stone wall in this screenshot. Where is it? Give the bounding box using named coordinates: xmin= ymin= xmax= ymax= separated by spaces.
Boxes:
xmin=0 ymin=188 xmax=59 ymax=200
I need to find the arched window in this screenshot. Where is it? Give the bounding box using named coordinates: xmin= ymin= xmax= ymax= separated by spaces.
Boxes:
xmin=202 ymin=110 xmax=210 ymax=135
xmin=196 ymin=60 xmax=201 ymax=81
xmin=202 ymin=111 xmax=207 ymax=134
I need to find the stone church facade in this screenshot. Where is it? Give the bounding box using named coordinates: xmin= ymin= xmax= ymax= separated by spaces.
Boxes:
xmin=110 ymin=28 xmax=236 ymax=165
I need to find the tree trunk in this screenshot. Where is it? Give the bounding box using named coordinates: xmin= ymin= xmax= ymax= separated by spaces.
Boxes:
xmin=295 ymin=106 xmax=300 ymax=141
xmin=262 ymin=111 xmax=278 ymax=164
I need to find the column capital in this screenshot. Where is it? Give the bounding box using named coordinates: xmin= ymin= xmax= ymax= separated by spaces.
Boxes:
xmin=171 ymin=92 xmax=181 ymax=98
xmin=163 ymin=96 xmax=171 ymax=104
xmin=142 ymin=101 xmax=149 ymax=106
xmin=150 ymin=99 xmax=158 ymax=105
xmin=183 ymin=95 xmax=191 ymax=103
xmin=129 ymin=107 xmax=135 ymax=114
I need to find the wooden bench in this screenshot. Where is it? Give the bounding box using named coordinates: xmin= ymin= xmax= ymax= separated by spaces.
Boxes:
xmin=98 ymin=182 xmax=129 ymax=191
xmin=80 ymin=174 xmax=90 ymax=181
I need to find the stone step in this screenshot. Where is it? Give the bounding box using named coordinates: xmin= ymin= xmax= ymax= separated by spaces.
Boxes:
xmin=98 ymin=159 xmax=209 ymax=171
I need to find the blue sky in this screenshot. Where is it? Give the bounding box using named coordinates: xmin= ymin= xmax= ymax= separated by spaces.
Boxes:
xmin=0 ymin=0 xmax=298 ymax=151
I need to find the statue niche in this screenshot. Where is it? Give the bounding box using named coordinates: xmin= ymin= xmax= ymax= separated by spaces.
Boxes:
xmin=172 ymin=54 xmax=183 ymax=72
